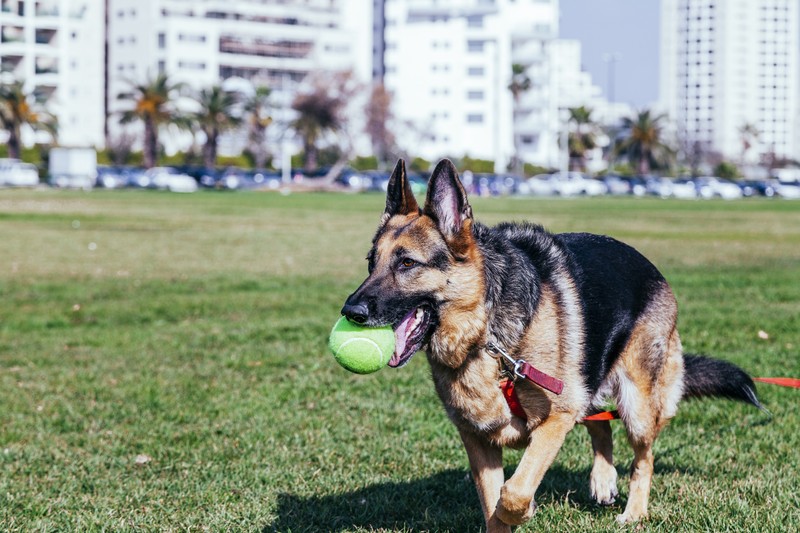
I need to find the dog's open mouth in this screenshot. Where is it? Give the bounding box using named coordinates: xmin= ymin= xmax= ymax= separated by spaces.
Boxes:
xmin=390 ymin=306 xmax=434 ymax=368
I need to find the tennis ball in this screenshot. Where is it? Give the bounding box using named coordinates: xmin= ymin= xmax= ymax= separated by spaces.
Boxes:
xmin=328 ymin=316 xmax=395 ymax=374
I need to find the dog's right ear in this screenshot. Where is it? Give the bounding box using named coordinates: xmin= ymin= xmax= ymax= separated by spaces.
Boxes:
xmin=381 ymin=159 xmax=420 ymax=225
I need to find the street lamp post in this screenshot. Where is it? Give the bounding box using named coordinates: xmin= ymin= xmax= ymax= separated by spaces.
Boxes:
xmin=603 ymin=52 xmax=621 ymax=104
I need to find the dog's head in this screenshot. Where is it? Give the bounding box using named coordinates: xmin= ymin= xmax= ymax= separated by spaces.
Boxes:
xmin=341 ymin=159 xmax=485 ymax=368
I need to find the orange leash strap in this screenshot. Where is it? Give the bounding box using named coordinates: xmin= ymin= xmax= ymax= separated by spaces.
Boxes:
xmin=580 ymin=377 xmax=799 ymax=422
xmin=754 ymin=377 xmax=800 ymax=388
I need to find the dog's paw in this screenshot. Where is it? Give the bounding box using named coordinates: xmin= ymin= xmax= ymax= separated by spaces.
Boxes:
xmin=590 ymin=462 xmax=619 ymax=505
xmin=495 ymin=485 xmax=537 ymax=526
xmin=615 ymin=509 xmax=647 ymax=524
xmin=485 ymin=516 xmax=512 ymax=533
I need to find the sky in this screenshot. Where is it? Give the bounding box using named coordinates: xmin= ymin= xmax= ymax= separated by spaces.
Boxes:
xmin=559 ymin=0 xmax=661 ymax=108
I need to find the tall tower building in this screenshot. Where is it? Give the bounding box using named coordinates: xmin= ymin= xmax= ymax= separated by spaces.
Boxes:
xmin=660 ymin=0 xmax=799 ymax=163
xmin=383 ymin=0 xmax=560 ymax=171
xmin=0 ymin=0 xmax=105 ymax=147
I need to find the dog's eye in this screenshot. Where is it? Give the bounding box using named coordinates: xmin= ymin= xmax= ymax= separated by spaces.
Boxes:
xmin=399 ymin=258 xmax=417 ymax=270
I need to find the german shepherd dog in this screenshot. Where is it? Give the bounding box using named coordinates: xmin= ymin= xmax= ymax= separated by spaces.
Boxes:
xmin=341 ymin=159 xmax=761 ymax=531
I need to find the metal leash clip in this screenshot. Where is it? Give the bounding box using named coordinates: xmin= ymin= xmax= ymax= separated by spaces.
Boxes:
xmin=486 ymin=342 xmax=525 ymax=380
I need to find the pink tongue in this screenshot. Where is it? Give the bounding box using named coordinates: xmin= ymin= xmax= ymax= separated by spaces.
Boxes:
xmin=391 ymin=309 xmax=417 ymax=365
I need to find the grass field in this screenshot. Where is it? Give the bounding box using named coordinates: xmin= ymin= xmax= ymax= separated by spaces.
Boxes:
xmin=1 ymin=189 xmax=799 ymax=532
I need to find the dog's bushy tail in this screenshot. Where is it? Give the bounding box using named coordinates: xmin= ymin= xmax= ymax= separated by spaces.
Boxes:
xmin=682 ymin=354 xmax=764 ymax=410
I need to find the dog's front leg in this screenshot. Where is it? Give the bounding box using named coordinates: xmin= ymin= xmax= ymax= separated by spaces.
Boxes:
xmin=495 ymin=412 xmax=575 ymax=526
xmin=459 ymin=428 xmax=510 ymax=533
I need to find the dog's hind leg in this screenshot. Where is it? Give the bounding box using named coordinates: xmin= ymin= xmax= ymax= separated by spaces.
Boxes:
xmin=584 ymin=419 xmax=618 ymax=505
xmin=495 ymin=412 xmax=575 ymax=526
xmin=615 ymin=316 xmax=684 ymax=523
xmin=459 ymin=429 xmax=511 ymax=533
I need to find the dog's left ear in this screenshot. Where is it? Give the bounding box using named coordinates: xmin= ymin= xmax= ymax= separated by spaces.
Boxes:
xmin=424 ymin=159 xmax=473 ymax=239
xmin=381 ymin=159 xmax=420 ymax=225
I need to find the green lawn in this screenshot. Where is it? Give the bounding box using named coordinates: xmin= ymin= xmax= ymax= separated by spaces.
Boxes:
xmin=1 ymin=190 xmax=799 ymax=532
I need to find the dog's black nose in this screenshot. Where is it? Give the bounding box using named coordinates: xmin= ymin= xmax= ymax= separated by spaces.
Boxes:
xmin=341 ymin=302 xmax=369 ymax=324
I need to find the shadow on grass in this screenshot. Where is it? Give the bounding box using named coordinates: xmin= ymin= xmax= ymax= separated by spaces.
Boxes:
xmin=264 ymin=461 xmax=695 ymax=532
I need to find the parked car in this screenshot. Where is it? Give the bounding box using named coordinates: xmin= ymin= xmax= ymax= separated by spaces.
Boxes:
xmin=145 ymin=167 xmax=198 ymax=193
xmin=0 ymin=158 xmax=39 ymax=187
xmin=671 ymin=178 xmax=698 ymax=199
xmin=96 ymin=166 xmax=129 ymax=189
xmin=696 ymin=177 xmax=743 ymax=200
xmin=739 ymin=179 xmax=776 ymax=198
xmin=526 ymin=174 xmax=558 ymax=196
xmin=252 ymin=170 xmax=282 ymax=189
xmin=602 ymin=174 xmax=632 ymax=196
xmin=775 ymin=180 xmax=800 ymax=199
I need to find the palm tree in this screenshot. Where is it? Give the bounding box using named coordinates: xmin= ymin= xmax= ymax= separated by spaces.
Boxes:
xmin=508 ymin=63 xmax=532 ymax=174
xmin=615 ymin=110 xmax=673 ymax=175
xmin=243 ymin=85 xmax=271 ymax=168
xmin=738 ymin=122 xmax=759 ymax=164
xmin=191 ymin=85 xmax=241 ymax=168
xmin=291 ymin=71 xmax=357 ymax=172
xmin=508 ymin=63 xmax=532 ymax=101
xmin=118 ymin=73 xmax=184 ymax=168
xmin=567 ymin=106 xmax=598 ymax=172
xmin=0 ymin=81 xmax=57 ymax=159
xmin=364 ymin=82 xmax=395 ymax=168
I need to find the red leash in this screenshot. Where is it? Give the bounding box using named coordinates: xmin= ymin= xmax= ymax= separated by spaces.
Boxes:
xmin=501 ymin=377 xmax=799 ymax=422
xmin=754 ymin=377 xmax=800 ymax=388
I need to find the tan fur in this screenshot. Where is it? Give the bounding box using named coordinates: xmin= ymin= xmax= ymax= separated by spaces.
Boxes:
xmin=591 ymin=282 xmax=684 ymax=522
xmin=370 ymin=198 xmax=687 ymax=529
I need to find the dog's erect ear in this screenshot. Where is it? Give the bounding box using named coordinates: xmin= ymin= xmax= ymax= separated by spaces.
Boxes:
xmin=423 ymin=159 xmax=473 ymax=238
xmin=381 ymin=159 xmax=420 ymax=224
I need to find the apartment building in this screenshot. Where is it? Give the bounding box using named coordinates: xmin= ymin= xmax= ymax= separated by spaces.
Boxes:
xmin=382 ymin=0 xmax=561 ymax=171
xmin=107 ymin=0 xmax=372 ymax=154
xmin=660 ymin=0 xmax=799 ymax=163
xmin=0 ymin=0 xmax=104 ymax=147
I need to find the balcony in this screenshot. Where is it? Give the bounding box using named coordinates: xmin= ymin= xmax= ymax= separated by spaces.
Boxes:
xmin=35 ymin=56 xmax=58 ymax=75
xmin=0 ymin=54 xmax=23 ymax=76
xmin=35 ymin=28 xmax=58 ymax=46
xmin=1 ymin=26 xmax=25 ymax=44
xmin=35 ymin=1 xmax=59 ymax=17
xmin=219 ymin=36 xmax=313 ymax=60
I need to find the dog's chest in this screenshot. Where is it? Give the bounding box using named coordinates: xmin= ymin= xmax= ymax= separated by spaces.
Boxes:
xmin=428 ymin=354 xmax=513 ymax=436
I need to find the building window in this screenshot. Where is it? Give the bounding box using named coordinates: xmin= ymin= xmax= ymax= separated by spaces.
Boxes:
xmin=158 ymin=33 xmax=165 ymax=49
xmin=468 ymin=66 xmax=484 ymax=76
xmin=178 ymin=60 xmax=206 ymax=70
xmin=178 ymin=33 xmax=207 ymax=43
xmin=467 ymin=16 xmax=483 ymax=28
xmin=467 ymin=113 xmax=484 ymax=123
xmin=467 ymin=40 xmax=484 ymax=52
xmin=467 ymin=90 xmax=484 ymax=100
xmin=158 ymin=60 xmax=165 ymax=74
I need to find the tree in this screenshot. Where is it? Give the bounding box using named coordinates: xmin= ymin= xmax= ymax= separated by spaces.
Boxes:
xmin=566 ymin=106 xmax=599 ymax=172
xmin=364 ymin=83 xmax=395 ymax=168
xmin=243 ymin=85 xmax=272 ymax=168
xmin=615 ymin=110 xmax=673 ymax=175
xmin=0 ymin=81 xmax=57 ymax=159
xmin=508 ymin=63 xmax=532 ymax=174
xmin=291 ymin=70 xmax=361 ymax=172
xmin=191 ymin=85 xmax=241 ymax=168
xmin=118 ymin=73 xmax=184 ymax=168
xmin=738 ymin=122 xmax=759 ymax=164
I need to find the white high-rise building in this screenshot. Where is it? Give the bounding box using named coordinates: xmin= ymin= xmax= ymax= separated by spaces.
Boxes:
xmin=107 ymin=0 xmax=372 ymax=154
xmin=0 ymin=0 xmax=104 ymax=147
xmin=383 ymin=0 xmax=561 ymax=171
xmin=660 ymin=0 xmax=799 ymax=163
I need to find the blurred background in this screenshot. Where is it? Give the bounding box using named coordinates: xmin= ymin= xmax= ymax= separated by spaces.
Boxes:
xmin=0 ymin=0 xmax=799 ymax=198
